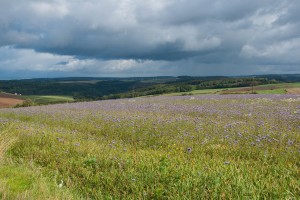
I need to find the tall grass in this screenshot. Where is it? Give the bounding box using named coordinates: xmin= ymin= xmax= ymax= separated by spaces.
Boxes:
xmin=0 ymin=94 xmax=299 ymax=199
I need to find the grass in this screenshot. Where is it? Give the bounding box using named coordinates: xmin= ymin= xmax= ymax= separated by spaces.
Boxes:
xmin=0 ymin=165 xmax=35 ymax=194
xmin=0 ymin=94 xmax=299 ymax=199
xmin=166 ymin=88 xmax=223 ymax=96
xmin=0 ymin=125 xmax=79 ymax=199
xmin=256 ymin=89 xmax=287 ymax=94
xmin=168 ymin=82 xmax=300 ymax=96
xmin=22 ymin=95 xmax=74 ymax=105
xmin=0 ymin=164 xmax=78 ymax=199
xmin=259 ymin=82 xmax=300 ymax=87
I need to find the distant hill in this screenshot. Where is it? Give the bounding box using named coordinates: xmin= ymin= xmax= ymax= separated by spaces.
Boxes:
xmin=0 ymin=74 xmax=299 ymax=102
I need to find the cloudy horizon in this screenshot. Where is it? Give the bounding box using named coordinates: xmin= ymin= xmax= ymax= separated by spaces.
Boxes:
xmin=0 ymin=0 xmax=300 ymax=79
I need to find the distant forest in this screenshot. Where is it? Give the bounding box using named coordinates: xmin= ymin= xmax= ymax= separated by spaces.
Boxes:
xmin=0 ymin=74 xmax=299 ymax=101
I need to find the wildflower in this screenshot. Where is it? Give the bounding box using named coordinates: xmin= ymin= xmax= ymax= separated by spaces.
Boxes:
xmin=187 ymin=147 xmax=192 ymax=153
xmin=287 ymin=140 xmax=294 ymax=146
xmin=58 ymin=180 xmax=63 ymax=188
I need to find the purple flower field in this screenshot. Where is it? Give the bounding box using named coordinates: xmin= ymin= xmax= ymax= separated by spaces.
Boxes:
xmin=0 ymin=94 xmax=299 ymax=199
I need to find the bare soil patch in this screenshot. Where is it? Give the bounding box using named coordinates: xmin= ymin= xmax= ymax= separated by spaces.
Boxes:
xmin=286 ymin=88 xmax=300 ymax=94
xmin=0 ymin=93 xmax=24 ymax=108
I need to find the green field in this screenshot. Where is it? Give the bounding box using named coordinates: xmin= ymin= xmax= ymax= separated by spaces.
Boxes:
xmin=0 ymin=94 xmax=299 ymax=199
xmin=256 ymin=89 xmax=286 ymax=94
xmin=165 ymin=88 xmax=222 ymax=96
xmin=257 ymin=82 xmax=300 ymax=88
xmin=23 ymin=95 xmax=74 ymax=105
xmin=168 ymin=82 xmax=300 ymax=96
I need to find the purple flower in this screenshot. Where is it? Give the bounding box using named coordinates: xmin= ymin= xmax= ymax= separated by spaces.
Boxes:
xmin=224 ymin=161 xmax=230 ymax=165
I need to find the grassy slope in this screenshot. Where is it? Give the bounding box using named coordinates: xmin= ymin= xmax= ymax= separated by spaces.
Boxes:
xmin=256 ymin=89 xmax=287 ymax=94
xmin=23 ymin=95 xmax=74 ymax=105
xmin=0 ymin=95 xmax=299 ymax=199
xmin=167 ymin=82 xmax=300 ymax=96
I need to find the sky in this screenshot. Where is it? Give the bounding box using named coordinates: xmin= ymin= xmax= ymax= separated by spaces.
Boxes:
xmin=0 ymin=0 xmax=300 ymax=79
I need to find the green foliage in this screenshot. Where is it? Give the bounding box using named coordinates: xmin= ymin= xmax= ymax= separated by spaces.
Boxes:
xmin=101 ymin=77 xmax=281 ymax=99
xmin=0 ymin=166 xmax=34 ymax=193
xmin=14 ymin=99 xmax=34 ymax=108
xmin=194 ymin=78 xmax=272 ymax=89
xmin=0 ymin=75 xmax=296 ymax=101
xmin=22 ymin=99 xmax=34 ymax=107
xmin=0 ymin=79 xmax=141 ymax=100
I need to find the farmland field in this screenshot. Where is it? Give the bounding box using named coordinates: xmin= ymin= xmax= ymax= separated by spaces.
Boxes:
xmin=0 ymin=93 xmax=24 ymax=108
xmin=168 ymin=82 xmax=300 ymax=96
xmin=23 ymin=95 xmax=75 ymax=105
xmin=0 ymin=94 xmax=299 ymax=199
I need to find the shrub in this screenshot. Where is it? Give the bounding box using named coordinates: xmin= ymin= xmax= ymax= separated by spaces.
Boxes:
xmin=14 ymin=99 xmax=34 ymax=108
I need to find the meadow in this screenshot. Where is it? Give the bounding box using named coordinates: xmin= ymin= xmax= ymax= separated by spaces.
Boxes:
xmin=0 ymin=94 xmax=299 ymax=199
xmin=22 ymin=95 xmax=75 ymax=105
xmin=169 ymin=82 xmax=300 ymax=96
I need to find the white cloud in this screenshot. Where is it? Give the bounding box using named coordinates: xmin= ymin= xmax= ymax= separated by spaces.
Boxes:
xmin=0 ymin=46 xmax=72 ymax=71
xmin=0 ymin=0 xmax=300 ymax=77
xmin=241 ymin=37 xmax=300 ymax=63
xmin=0 ymin=46 xmax=167 ymax=76
xmin=30 ymin=1 xmax=69 ymax=18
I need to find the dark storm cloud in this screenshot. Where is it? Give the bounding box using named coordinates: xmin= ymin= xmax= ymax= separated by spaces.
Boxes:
xmin=0 ymin=0 xmax=299 ymax=77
